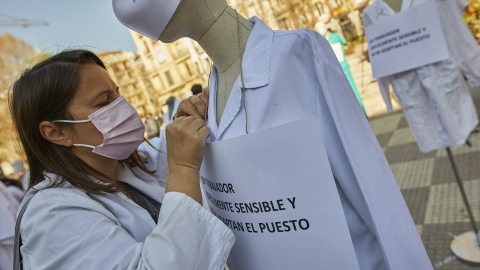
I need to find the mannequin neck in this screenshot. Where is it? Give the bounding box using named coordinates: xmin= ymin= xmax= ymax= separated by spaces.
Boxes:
xmin=197 ymin=7 xmax=254 ymax=73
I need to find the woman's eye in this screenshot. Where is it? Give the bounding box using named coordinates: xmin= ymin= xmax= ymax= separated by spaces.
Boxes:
xmin=98 ymin=100 xmax=109 ymax=107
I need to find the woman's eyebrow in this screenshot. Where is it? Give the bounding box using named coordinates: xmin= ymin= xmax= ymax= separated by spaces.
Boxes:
xmin=91 ymin=89 xmax=111 ymax=103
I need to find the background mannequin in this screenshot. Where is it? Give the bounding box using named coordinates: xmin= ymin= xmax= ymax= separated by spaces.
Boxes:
xmin=159 ymin=0 xmax=253 ymax=124
xmin=383 ymin=0 xmax=402 ymax=12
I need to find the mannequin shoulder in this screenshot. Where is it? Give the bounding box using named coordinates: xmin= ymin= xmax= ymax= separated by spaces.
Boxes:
xmin=272 ymin=28 xmax=339 ymax=63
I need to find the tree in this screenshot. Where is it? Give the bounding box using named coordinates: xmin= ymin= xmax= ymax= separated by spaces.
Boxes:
xmin=463 ymin=0 xmax=480 ymax=44
xmin=0 ymin=32 xmax=35 ymax=162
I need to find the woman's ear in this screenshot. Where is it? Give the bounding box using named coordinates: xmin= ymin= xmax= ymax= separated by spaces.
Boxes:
xmin=39 ymin=121 xmax=74 ymax=147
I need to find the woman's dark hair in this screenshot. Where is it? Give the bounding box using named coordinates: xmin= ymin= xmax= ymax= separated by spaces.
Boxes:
xmin=9 ymin=49 xmax=153 ymax=193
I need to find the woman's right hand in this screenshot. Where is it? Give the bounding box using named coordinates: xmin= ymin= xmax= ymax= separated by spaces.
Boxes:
xmin=165 ymin=116 xmax=210 ymax=204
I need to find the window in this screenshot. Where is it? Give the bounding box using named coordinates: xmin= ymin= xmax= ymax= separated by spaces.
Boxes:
xmin=152 ymin=74 xmax=163 ymax=89
xmin=329 ymin=0 xmax=343 ymax=9
xmin=315 ymin=2 xmax=325 ymax=16
xmin=185 ymin=63 xmax=192 ymax=76
xmin=165 ymin=71 xmax=174 ymax=86
xmin=157 ymin=51 xmax=166 ymax=63
xmin=144 ymin=40 xmax=151 ymax=54
xmin=176 ymin=43 xmax=186 ymax=57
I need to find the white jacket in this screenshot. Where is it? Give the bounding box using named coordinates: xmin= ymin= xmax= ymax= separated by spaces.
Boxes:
xmin=206 ymin=17 xmax=432 ymax=270
xmin=17 ymin=131 xmax=235 ymax=270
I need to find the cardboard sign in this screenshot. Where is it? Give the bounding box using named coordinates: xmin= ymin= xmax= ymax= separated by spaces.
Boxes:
xmin=200 ymin=118 xmax=360 ymax=270
xmin=364 ymin=0 xmax=449 ymax=78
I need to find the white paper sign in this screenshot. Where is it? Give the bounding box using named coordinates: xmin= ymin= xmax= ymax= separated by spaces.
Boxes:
xmin=364 ymin=0 xmax=449 ymax=78
xmin=200 ymin=118 xmax=360 ymax=270
xmin=331 ymin=42 xmax=345 ymax=63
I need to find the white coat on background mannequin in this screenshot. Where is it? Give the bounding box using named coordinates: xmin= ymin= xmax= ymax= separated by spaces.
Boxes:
xmin=363 ymin=0 xmax=479 ymax=152
xmin=113 ymin=1 xmax=432 ymax=269
xmin=0 ymin=182 xmax=18 ymax=270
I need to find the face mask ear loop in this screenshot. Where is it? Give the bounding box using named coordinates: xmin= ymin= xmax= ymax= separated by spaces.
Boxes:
xmin=52 ymin=119 xmax=91 ymax=123
xmin=72 ymin=144 xmax=96 ymax=149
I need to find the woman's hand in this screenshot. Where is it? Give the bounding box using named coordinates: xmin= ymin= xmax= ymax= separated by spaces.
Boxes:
xmin=175 ymin=87 xmax=209 ymax=120
xmin=165 ymin=116 xmax=210 ymax=204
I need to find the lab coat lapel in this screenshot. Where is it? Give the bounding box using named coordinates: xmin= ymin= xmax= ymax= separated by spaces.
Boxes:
xmin=207 ymin=69 xmax=220 ymax=141
xmin=115 ymin=165 xmax=165 ymax=204
xmin=207 ymin=16 xmax=274 ymax=140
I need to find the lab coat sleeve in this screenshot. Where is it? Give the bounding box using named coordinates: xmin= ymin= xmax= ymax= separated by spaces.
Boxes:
xmin=0 ymin=184 xmax=16 ymax=245
xmin=20 ymin=188 xmax=234 ymax=270
xmin=378 ymin=76 xmax=393 ymax=112
xmin=0 ymin=187 xmax=16 ymax=270
xmin=307 ymin=32 xmax=432 ymax=269
xmin=440 ymin=0 xmax=480 ymax=87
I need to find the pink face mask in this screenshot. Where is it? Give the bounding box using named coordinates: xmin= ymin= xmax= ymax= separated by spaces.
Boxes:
xmin=53 ymin=96 xmax=145 ymax=160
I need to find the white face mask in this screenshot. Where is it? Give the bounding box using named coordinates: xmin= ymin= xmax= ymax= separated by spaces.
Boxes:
xmin=113 ymin=0 xmax=182 ymax=40
xmin=53 ymin=96 xmax=145 ymax=160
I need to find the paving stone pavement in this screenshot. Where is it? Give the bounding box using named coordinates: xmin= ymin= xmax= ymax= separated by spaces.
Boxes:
xmin=369 ymin=111 xmax=480 ymax=270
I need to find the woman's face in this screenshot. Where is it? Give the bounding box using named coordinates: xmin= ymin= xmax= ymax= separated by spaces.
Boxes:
xmin=67 ymin=64 xmax=120 ymax=152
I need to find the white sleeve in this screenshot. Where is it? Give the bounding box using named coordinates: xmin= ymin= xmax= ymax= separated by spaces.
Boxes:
xmin=378 ymin=76 xmax=393 ymax=112
xmin=0 ymin=183 xmax=16 ymax=245
xmin=311 ymin=57 xmax=432 ymax=269
xmin=20 ymin=189 xmax=234 ymax=270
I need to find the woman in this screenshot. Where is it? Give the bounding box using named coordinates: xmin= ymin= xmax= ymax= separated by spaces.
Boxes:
xmin=9 ymin=50 xmax=234 ymax=269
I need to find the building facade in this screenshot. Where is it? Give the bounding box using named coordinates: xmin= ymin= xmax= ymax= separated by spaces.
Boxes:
xmin=130 ymin=31 xmax=210 ymax=111
xmin=96 ymin=51 xmax=156 ymax=117
xmin=228 ymin=0 xmax=366 ymax=41
xmin=126 ymin=0 xmax=367 ymax=119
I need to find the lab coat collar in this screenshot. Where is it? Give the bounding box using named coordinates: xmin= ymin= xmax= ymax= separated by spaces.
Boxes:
xmin=209 ymin=17 xmax=273 ymax=89
xmin=241 ymin=16 xmax=274 ymax=89
xmin=207 ymin=16 xmax=274 ymax=140
xmin=115 ymin=164 xmax=165 ymax=204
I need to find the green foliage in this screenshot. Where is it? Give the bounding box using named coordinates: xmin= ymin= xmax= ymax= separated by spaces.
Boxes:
xmin=463 ymin=0 xmax=480 ymax=43
xmin=0 ymin=32 xmax=35 ymax=162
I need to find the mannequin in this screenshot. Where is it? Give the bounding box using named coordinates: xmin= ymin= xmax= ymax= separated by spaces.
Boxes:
xmin=159 ymin=0 xmax=253 ymax=124
xmin=114 ymin=0 xmax=433 ymax=269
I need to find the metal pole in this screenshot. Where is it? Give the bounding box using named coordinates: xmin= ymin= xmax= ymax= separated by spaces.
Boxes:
xmin=446 ymin=147 xmax=480 ymax=246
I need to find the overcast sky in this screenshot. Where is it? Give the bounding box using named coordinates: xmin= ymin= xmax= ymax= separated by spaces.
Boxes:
xmin=0 ymin=0 xmax=138 ymax=53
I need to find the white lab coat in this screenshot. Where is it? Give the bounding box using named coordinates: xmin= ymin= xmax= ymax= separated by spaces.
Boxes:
xmin=7 ymin=185 xmax=24 ymax=203
xmin=0 ymin=182 xmax=18 ymax=270
xmin=206 ymin=17 xmax=432 ymax=270
xmin=17 ymin=130 xmax=235 ymax=270
xmin=363 ymin=0 xmax=479 ymax=152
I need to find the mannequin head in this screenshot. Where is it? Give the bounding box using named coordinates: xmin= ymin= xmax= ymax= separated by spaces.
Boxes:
xmin=159 ymin=0 xmax=228 ymax=43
